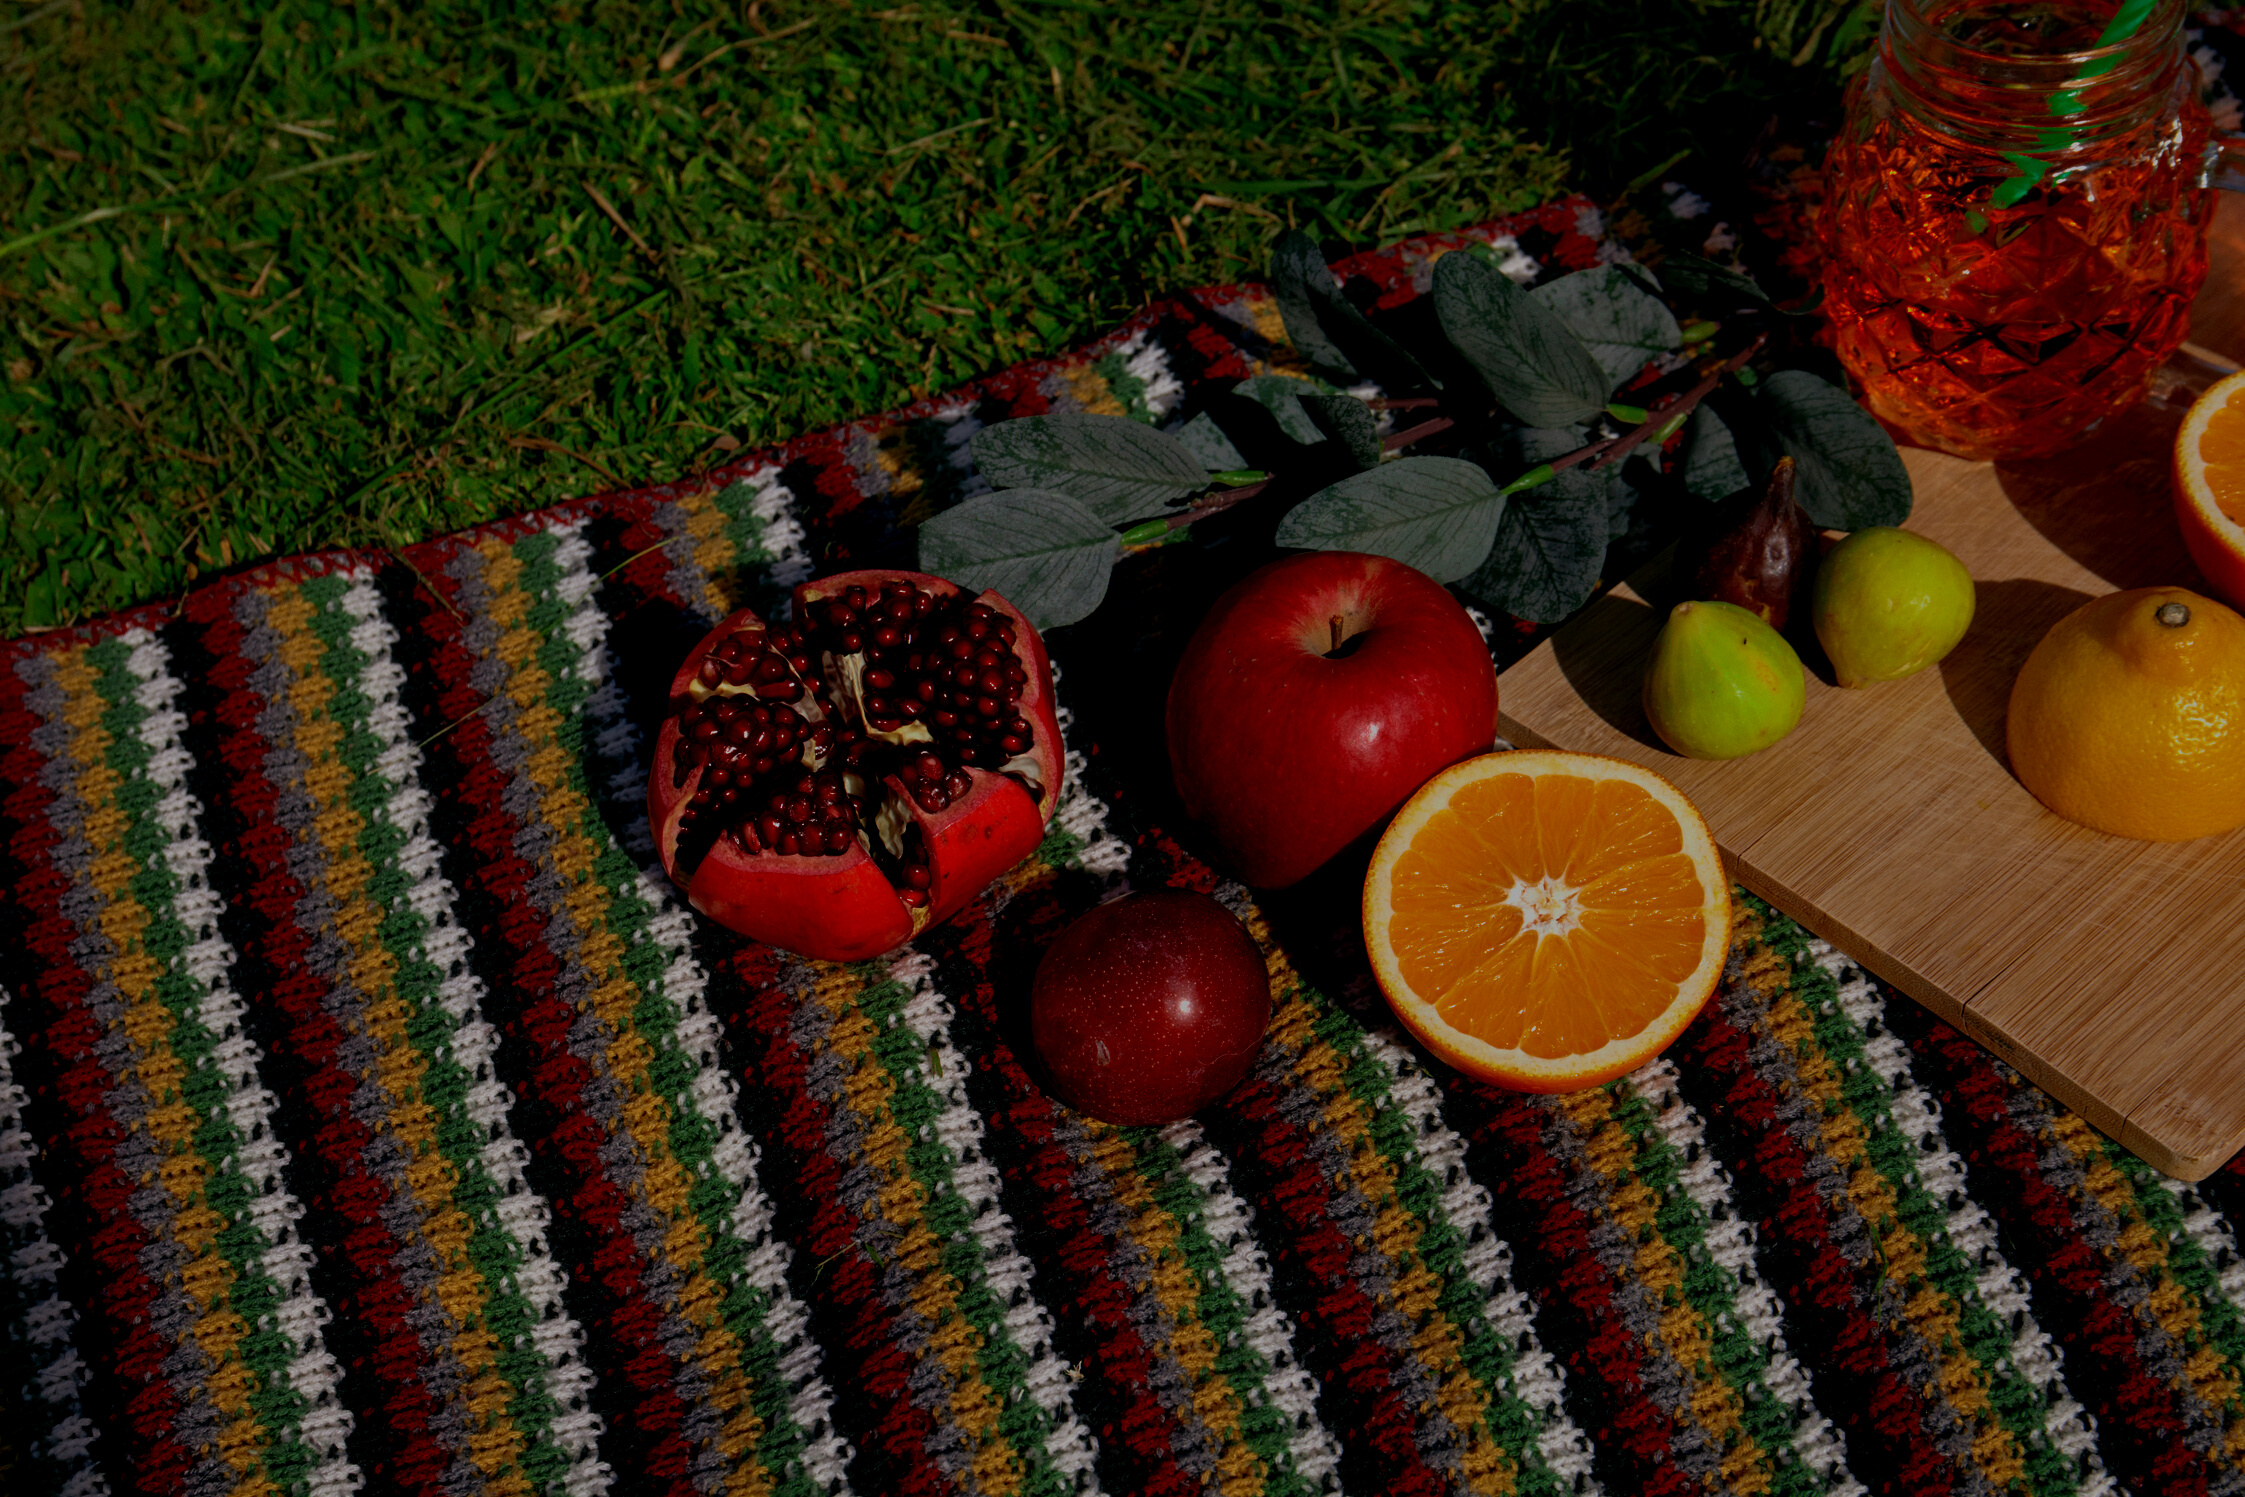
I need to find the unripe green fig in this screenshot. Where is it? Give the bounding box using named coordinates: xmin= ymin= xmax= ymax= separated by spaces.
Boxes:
xmin=1642 ymin=600 xmax=1806 ymax=760
xmin=1811 ymin=528 xmax=1975 ymax=688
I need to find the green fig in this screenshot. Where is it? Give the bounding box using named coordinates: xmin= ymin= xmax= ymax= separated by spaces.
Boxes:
xmin=1811 ymin=528 xmax=1976 ymax=687
xmin=1643 ymin=600 xmax=1807 ymax=759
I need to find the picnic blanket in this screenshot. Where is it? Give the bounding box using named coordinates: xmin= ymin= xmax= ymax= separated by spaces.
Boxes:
xmin=5 ymin=195 xmax=2244 ymax=1497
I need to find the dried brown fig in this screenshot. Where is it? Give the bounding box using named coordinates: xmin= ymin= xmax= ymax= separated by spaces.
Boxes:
xmin=1676 ymin=455 xmax=1816 ymax=631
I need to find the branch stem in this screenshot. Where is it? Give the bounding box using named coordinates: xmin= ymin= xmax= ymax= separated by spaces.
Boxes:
xmin=1132 ymin=331 xmax=1769 ymax=549
xmin=1555 ymin=333 xmax=1769 ymax=480
xmin=1382 ymin=416 xmax=1455 ymax=450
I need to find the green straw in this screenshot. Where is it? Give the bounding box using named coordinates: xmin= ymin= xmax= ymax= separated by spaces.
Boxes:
xmin=1989 ymin=0 xmax=2161 ymax=207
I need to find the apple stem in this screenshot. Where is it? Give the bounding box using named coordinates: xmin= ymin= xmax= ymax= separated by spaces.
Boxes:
xmin=1330 ymin=614 xmax=1345 ymax=654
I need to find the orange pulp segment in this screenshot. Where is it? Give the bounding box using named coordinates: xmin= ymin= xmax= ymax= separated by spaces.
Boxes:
xmin=2198 ymin=372 xmax=2245 ymax=526
xmin=1363 ymin=750 xmax=1731 ymax=1092
xmin=2174 ymin=367 xmax=2245 ymax=614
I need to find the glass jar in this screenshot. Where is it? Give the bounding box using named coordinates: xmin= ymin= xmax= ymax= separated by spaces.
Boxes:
xmin=1819 ymin=0 xmax=2239 ymax=461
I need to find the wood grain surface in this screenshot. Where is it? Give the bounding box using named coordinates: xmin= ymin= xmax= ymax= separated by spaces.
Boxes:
xmin=1497 ymin=193 xmax=2245 ymax=1181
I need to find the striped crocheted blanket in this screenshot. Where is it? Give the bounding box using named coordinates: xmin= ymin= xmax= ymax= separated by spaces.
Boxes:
xmin=4 ymin=198 xmax=2242 ymax=1497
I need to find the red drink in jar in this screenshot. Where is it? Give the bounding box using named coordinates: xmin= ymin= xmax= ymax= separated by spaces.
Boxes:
xmin=1820 ymin=0 xmax=2224 ymax=460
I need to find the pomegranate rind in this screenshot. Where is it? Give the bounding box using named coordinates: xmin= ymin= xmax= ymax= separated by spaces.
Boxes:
xmin=2173 ymin=368 xmax=2245 ymax=614
xmin=984 ymin=588 xmax=1066 ymax=821
xmin=648 ymin=602 xmax=915 ymax=961
xmin=687 ymin=828 xmax=914 ymax=962
xmin=1361 ymin=750 xmax=1730 ymax=1094
xmin=648 ymin=573 xmax=1065 ymax=963
xmin=890 ymin=767 xmax=1049 ymax=940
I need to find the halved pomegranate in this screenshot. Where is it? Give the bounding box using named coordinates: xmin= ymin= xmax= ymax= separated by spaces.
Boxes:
xmin=649 ymin=569 xmax=1065 ymax=961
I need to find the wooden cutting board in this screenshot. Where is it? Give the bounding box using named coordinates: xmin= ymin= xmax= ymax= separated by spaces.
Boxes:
xmin=1497 ymin=195 xmax=2245 ymax=1181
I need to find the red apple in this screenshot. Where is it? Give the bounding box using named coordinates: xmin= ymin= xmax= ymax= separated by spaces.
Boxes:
xmin=1030 ymin=890 xmax=1271 ymax=1125
xmin=1165 ymin=551 xmax=1497 ymax=887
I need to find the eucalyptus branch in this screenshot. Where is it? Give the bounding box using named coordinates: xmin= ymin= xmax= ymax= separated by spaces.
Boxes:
xmin=1382 ymin=416 xmax=1455 ymax=450
xmin=1503 ymin=332 xmax=1770 ymax=496
xmin=936 ymin=243 xmax=1906 ymax=633
xmin=1121 ymin=404 xmax=1469 ymax=551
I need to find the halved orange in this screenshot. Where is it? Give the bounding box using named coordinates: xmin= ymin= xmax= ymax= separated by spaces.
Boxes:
xmin=1363 ymin=750 xmax=1731 ymax=1092
xmin=2173 ymin=366 xmax=2245 ymax=613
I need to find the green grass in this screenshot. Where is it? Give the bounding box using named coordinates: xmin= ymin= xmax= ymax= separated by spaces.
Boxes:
xmin=1 ymin=0 xmax=1854 ymax=633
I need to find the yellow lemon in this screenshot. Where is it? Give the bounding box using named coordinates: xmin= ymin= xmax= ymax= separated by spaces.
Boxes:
xmin=2005 ymin=586 xmax=2245 ymax=841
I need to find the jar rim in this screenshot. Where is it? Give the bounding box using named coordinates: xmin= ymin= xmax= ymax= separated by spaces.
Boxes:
xmin=1876 ymin=0 xmax=2192 ymax=156
xmin=1885 ymin=0 xmax=2186 ymax=71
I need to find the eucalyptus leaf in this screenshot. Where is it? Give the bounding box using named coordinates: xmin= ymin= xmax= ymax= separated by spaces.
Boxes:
xmin=970 ymin=413 xmax=1206 ymax=525
xmin=1431 ymin=251 xmax=1608 ymax=428
xmin=1269 ymin=230 xmax=1436 ymax=394
xmin=1232 ymin=374 xmax=1327 ymax=445
xmin=1614 ymin=262 xmax=1665 ymax=301
xmin=1270 ymin=230 xmax=1354 ymax=374
xmin=1301 ymin=394 xmax=1383 ymax=473
xmin=1530 ymin=265 xmax=1682 ymax=391
xmin=916 ymin=489 xmax=1119 ymax=631
xmin=1658 ymin=253 xmax=1816 ymax=315
xmin=1753 ymin=370 xmax=1912 ymax=529
xmin=1680 ymin=406 xmax=1749 ymax=501
xmin=1462 ymin=480 xmax=1610 ymax=624
xmin=1273 ymin=456 xmax=1504 ymax=584
xmin=1174 ymin=410 xmax=1248 ymax=471
xmin=1513 ymin=426 xmax=1636 ymax=548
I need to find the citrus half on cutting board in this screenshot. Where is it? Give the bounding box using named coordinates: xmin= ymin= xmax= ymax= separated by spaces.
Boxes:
xmin=1362 ymin=750 xmax=1731 ymax=1092
xmin=2173 ymin=366 xmax=2245 ymax=612
xmin=2005 ymin=586 xmax=2245 ymax=841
